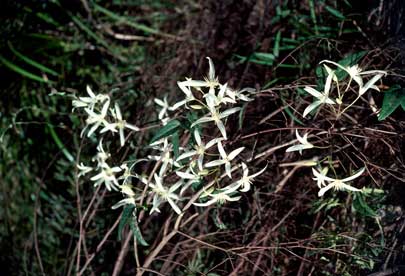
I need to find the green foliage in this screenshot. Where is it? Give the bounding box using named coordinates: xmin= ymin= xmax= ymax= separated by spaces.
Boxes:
xmin=378 ymin=85 xmax=405 ymax=120
xmin=150 ymin=119 xmax=181 ymax=143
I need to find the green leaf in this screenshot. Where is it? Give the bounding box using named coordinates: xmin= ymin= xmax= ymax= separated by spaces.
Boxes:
xmin=118 ymin=206 xmax=135 ymax=240
xmin=352 ymin=193 xmax=377 ymax=217
xmin=378 ymin=86 xmax=405 ymax=121
xmin=150 ymin=119 xmax=181 ymax=144
xmin=129 ymin=212 xmax=148 ymax=246
xmin=325 ymin=5 xmax=345 ymax=20
xmin=8 ymin=42 xmax=59 ymax=76
xmin=0 ymin=55 xmax=51 ymax=83
xmin=171 ymin=131 xmax=180 ymax=159
xmin=273 ymin=31 xmax=281 ymax=57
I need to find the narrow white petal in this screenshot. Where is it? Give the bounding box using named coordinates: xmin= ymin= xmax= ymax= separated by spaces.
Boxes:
xmin=217 ymin=141 xmax=227 ymax=159
xmin=341 ymin=167 xmax=366 ymax=182
xmin=207 ymin=57 xmax=215 ymax=81
xmin=318 ymin=183 xmax=334 ymax=197
xmin=304 ymin=87 xmax=323 ymax=98
xmin=220 ymin=107 xmax=241 ymax=118
xmin=303 ymin=101 xmax=321 ymax=117
xmin=228 ymin=147 xmax=245 ymax=160
xmin=216 ymin=120 xmax=227 ymax=139
xmin=194 ymin=129 xmax=202 ymax=146
xmin=205 ymin=160 xmax=226 ymax=167
xmin=167 ymin=198 xmax=182 ymax=214
xmin=191 ymin=116 xmax=214 ymax=128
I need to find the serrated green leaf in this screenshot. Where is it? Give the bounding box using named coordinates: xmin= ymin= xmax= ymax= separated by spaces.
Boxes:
xmin=130 ymin=212 xmax=148 ymax=246
xmin=118 ymin=206 xmax=135 ymax=240
xmin=150 ymin=119 xmax=181 ymax=143
xmin=378 ymin=86 xmax=404 ymax=121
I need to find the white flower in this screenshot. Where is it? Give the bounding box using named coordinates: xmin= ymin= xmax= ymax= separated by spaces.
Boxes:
xmin=205 ymin=141 xmax=244 ymax=178
xmin=312 ymin=166 xmax=329 ymax=188
xmin=204 ymin=83 xmax=236 ymax=107
xmin=193 ymin=187 xmax=241 ymax=207
xmin=173 ymin=57 xmax=220 ymax=94
xmin=90 ymin=163 xmax=122 ymax=191
xmin=312 ymin=167 xmax=365 ymax=197
xmin=101 ymin=103 xmax=140 ymax=146
xmin=286 ymin=130 xmax=314 ymax=154
xmin=227 ymin=162 xmax=267 ymax=192
xmin=172 ymin=79 xmax=199 ymax=110
xmin=119 ymin=183 xmax=136 ymax=197
xmin=148 ymin=138 xmax=180 ymax=175
xmin=226 ymin=87 xmax=256 ymax=102
xmin=83 ymin=99 xmax=110 ymax=137
xmin=176 ymin=130 xmax=222 ymax=170
xmin=321 ymin=60 xmax=386 ymax=89
xmin=148 ymin=174 xmax=182 ymax=214
xmin=191 ymin=106 xmax=241 ymax=139
xmin=77 ymin=162 xmax=93 ymax=177
xmin=154 ymin=96 xmax=170 ymax=120
xmin=72 ymin=85 xmax=109 ymax=110
xmin=303 ymin=69 xmax=336 ymax=117
xmin=93 ymin=139 xmax=110 ymax=165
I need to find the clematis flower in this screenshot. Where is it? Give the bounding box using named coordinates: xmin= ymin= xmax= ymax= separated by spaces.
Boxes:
xmin=205 ymin=141 xmax=244 ymax=178
xmin=303 ymin=69 xmax=336 ymax=117
xmin=148 ymin=138 xmax=180 ymax=175
xmin=312 ymin=167 xmax=365 ymax=197
xmin=226 ymin=162 xmax=267 ymax=192
xmin=286 ymin=130 xmax=314 ymax=154
xmin=148 ymin=174 xmax=182 ymax=214
xmin=83 ymin=99 xmax=110 ymax=137
xmin=226 ymin=87 xmax=256 ymax=102
xmin=176 ymin=130 xmax=223 ymax=170
xmin=77 ymin=162 xmax=93 ymax=177
xmin=72 ymin=85 xmax=109 ymax=111
xmin=321 ymin=60 xmax=386 ymax=90
xmin=204 ymin=83 xmax=236 ymax=107
xmin=194 ymin=187 xmax=241 ymax=207
xmin=154 ymin=96 xmax=170 ymax=120
xmin=191 ymin=106 xmax=241 ymax=139
xmin=101 ymin=103 xmax=140 ymax=146
xmin=90 ymin=163 xmax=122 ymax=191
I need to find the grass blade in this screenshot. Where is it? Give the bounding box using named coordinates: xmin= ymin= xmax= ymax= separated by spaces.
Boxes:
xmin=0 ymin=55 xmax=51 ymax=83
xmin=8 ymin=41 xmax=59 ymax=76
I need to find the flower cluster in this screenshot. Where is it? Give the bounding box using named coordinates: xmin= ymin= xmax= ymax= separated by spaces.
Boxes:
xmin=73 ymin=57 xmax=266 ymax=217
xmin=73 ymin=86 xmax=139 ymax=146
xmin=285 ymin=60 xmax=386 ymax=196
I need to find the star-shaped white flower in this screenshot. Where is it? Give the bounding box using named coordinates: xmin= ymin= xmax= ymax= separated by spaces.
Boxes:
xmin=193 ymin=187 xmax=241 ymax=207
xmin=205 ymin=141 xmax=244 ymax=178
xmin=83 ymin=99 xmax=110 ymax=137
xmin=72 ymin=85 xmax=109 ymax=111
xmin=101 ymin=103 xmax=140 ymax=146
xmin=90 ymin=163 xmax=122 ymax=191
xmin=191 ymin=106 xmax=241 ymax=139
xmin=176 ymin=130 xmax=222 ymax=170
xmin=312 ymin=167 xmax=365 ymax=197
xmin=286 ymin=130 xmax=314 ymax=154
xmin=154 ymin=96 xmax=170 ymax=120
xmin=148 ymin=174 xmax=182 ymax=214
xmin=303 ymin=69 xmax=336 ymax=117
xmin=227 ymin=162 xmax=267 ymax=192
